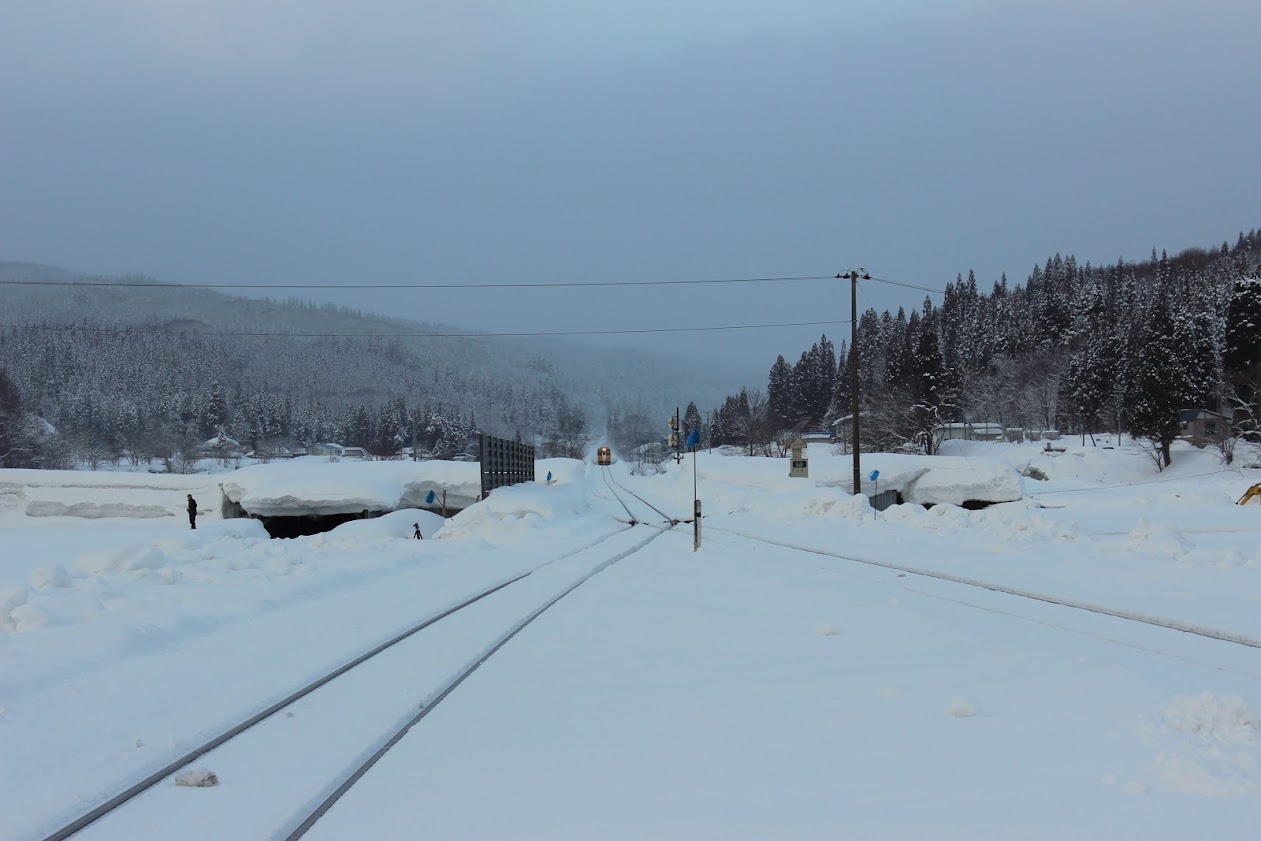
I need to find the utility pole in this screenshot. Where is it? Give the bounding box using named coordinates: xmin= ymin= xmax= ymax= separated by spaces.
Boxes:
xmin=838 ymin=269 xmax=871 ymax=495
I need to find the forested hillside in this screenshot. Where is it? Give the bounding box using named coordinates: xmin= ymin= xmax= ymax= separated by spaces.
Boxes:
xmin=0 ymin=266 xmax=745 ymax=466
xmin=711 ymin=231 xmax=1261 ymax=467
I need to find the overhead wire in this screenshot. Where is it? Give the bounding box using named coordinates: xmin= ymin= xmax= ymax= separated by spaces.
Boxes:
xmin=1 ymin=272 xmax=952 ymax=296
xmin=1 ymin=270 xmax=946 ymax=340
xmin=867 ymin=275 xmax=946 ymax=296
xmin=2 ymin=320 xmax=851 ymax=340
xmin=0 ymin=274 xmax=832 ymax=290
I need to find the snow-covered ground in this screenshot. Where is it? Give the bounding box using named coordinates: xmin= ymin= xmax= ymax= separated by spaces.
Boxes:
xmin=1 ymin=442 xmax=1259 ymax=840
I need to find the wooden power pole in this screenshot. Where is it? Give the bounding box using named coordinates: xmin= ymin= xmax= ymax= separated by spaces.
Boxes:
xmin=838 ymin=269 xmax=870 ymax=495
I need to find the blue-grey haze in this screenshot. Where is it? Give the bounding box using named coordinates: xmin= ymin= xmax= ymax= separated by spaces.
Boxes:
xmin=2 ymin=0 xmax=1258 ymax=375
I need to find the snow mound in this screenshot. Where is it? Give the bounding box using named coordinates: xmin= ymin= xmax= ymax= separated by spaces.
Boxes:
xmin=174 ymin=767 xmax=219 ymax=787
xmin=328 ymin=509 xmax=447 ymax=541
xmin=802 ymin=492 xmax=872 ymax=520
xmin=438 ymin=478 xmax=593 ymax=542
xmin=25 ymin=501 xmax=173 ymax=519
xmin=881 ymin=499 xmax=1077 ymax=542
xmin=946 ymin=697 xmax=981 ymax=718
xmin=73 ymin=545 xmax=170 ymax=576
xmin=1130 ymin=692 xmax=1261 ymax=797
xmin=221 ymin=460 xmax=484 ymax=517
xmin=29 ymin=565 xmax=71 ymax=589
xmin=0 ymin=586 xmax=29 ymax=631
xmin=901 ymin=457 xmax=1022 ymax=506
xmin=0 ymin=482 xmax=25 ymax=511
xmin=1128 ymin=518 xmax=1192 ymax=558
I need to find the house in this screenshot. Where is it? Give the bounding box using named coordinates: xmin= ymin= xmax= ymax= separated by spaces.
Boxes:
xmin=830 ymin=413 xmax=867 ymax=437
xmin=310 ymin=443 xmax=369 ymax=459
xmin=1179 ymin=409 xmax=1227 ymax=446
xmin=198 ymin=433 xmax=242 ymax=458
xmin=934 ymin=422 xmax=1004 ymax=443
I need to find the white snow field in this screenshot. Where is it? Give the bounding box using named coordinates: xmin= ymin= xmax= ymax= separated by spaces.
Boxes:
xmin=1 ymin=441 xmax=1259 ymax=840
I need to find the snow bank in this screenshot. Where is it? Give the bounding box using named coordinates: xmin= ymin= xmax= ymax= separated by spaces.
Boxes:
xmin=327 ymin=509 xmax=447 ymax=541
xmin=219 ymin=461 xmax=484 ymax=517
xmin=25 ymin=501 xmax=173 ymax=519
xmin=1125 ymin=692 xmax=1261 ymax=797
xmin=898 ymin=457 xmax=1023 ymax=506
xmin=438 ymin=471 xmax=598 ymax=543
xmin=656 ymin=448 xmax=1022 ymax=510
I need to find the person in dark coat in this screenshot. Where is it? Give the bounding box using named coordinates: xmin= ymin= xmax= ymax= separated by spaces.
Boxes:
xmin=187 ymin=494 xmax=198 ymax=530
xmin=413 ymin=522 xmax=423 ymax=540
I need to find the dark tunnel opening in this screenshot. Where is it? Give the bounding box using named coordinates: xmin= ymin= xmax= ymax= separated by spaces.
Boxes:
xmin=256 ymin=511 xmax=382 ymax=539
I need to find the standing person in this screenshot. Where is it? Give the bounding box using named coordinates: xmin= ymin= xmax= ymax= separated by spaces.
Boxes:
xmin=187 ymin=494 xmax=198 ymax=530
xmin=413 ymin=522 xmax=423 ymax=540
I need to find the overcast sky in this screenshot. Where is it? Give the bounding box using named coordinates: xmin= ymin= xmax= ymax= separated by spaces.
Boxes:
xmin=2 ymin=0 xmax=1258 ymax=376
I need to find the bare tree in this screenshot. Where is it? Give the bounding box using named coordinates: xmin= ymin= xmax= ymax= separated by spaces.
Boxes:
xmin=547 ymin=398 xmax=589 ymax=459
xmin=0 ymin=368 xmax=36 ymax=468
xmin=732 ymin=389 xmax=776 ymax=456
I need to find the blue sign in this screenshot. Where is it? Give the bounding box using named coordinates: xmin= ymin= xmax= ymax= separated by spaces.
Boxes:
xmin=868 ymin=469 xmax=880 ymax=481
xmin=686 ymin=427 xmax=701 ymax=449
xmin=425 ymin=490 xmax=437 ymax=504
xmin=546 ymin=471 xmax=553 ymax=482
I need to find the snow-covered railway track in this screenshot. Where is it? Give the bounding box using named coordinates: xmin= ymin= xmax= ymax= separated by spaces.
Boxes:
xmin=600 ymin=465 xmax=680 ymax=526
xmin=40 ymin=526 xmax=670 ymax=841
xmin=714 ymin=528 xmax=1261 ymax=652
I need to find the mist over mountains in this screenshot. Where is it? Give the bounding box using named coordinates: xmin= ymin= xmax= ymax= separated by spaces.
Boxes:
xmin=0 ymin=262 xmax=754 ymax=459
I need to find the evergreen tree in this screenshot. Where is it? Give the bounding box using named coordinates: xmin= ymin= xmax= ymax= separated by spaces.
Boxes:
xmin=683 ymin=401 xmax=702 ymax=439
xmin=1124 ymin=291 xmax=1183 ymax=467
xmin=767 ymin=356 xmax=793 ymax=423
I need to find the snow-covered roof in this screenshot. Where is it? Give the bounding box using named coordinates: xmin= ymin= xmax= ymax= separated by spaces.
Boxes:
xmin=219 ymin=460 xmax=485 ymax=517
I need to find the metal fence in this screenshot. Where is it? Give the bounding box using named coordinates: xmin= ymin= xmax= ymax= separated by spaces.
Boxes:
xmin=479 ymin=434 xmax=536 ymax=499
xmin=870 ymin=489 xmax=899 ymax=512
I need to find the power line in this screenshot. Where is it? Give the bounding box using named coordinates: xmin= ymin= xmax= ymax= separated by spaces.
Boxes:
xmin=1 ymin=271 xmax=954 ymax=297
xmin=867 ymin=276 xmax=946 ymax=295
xmin=0 ymin=274 xmax=832 ymax=291
xmin=3 ymin=319 xmax=850 ymax=340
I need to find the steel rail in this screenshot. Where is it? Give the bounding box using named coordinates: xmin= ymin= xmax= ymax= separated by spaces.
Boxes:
xmin=713 ymin=527 xmax=1261 ymax=650
xmin=283 ymin=525 xmax=675 ymax=840
xmin=600 ymin=465 xmax=680 ymax=525
xmin=40 ymin=526 xmax=631 ymax=841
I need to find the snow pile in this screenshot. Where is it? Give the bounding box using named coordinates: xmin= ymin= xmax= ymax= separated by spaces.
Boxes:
xmin=220 ymin=460 xmax=483 ymax=517
xmin=437 ymin=473 xmax=598 ymax=543
xmin=73 ymin=545 xmax=172 ymax=576
xmin=946 ymin=697 xmax=981 ymax=718
xmin=1128 ymin=518 xmax=1193 ymax=559
xmin=174 ymin=767 xmax=220 ymax=788
xmin=881 ymin=499 xmax=1076 ymax=542
xmin=26 ymin=501 xmax=173 ymax=519
xmin=0 ymin=586 xmax=35 ymax=631
xmin=0 ymin=482 xmax=25 ymax=512
xmin=898 ymin=456 xmax=1022 ymax=506
xmin=807 ymin=450 xmax=1022 ymax=504
xmin=1136 ymin=692 xmax=1261 ymax=797
xmin=326 ymin=509 xmax=446 ymax=541
xmin=802 ymin=492 xmax=873 ymax=520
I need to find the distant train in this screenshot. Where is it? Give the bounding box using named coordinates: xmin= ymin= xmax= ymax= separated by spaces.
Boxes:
xmin=597 ymin=446 xmax=612 ymax=466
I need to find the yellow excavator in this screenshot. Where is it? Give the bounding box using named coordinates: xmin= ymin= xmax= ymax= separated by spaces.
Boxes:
xmin=1238 ymin=483 xmax=1261 ymax=505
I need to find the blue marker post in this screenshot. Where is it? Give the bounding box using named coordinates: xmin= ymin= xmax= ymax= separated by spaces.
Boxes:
xmin=868 ymin=469 xmax=880 ymax=519
xmin=425 ymin=488 xmax=447 ymax=519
